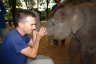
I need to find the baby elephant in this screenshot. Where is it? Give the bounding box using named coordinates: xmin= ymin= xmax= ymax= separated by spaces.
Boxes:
xmin=47 ymin=2 xmax=96 ymax=64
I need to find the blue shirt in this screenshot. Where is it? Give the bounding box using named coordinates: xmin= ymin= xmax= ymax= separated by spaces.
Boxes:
xmin=0 ymin=28 xmax=30 ymax=64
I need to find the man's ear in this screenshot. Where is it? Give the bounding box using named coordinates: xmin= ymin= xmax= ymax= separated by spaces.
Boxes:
xmin=18 ymin=22 xmax=24 ymax=28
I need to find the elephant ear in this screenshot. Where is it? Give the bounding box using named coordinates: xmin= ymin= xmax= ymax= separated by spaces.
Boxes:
xmin=71 ymin=9 xmax=86 ymax=34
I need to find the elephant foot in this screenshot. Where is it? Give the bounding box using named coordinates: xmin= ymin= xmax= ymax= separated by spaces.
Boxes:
xmin=53 ymin=39 xmax=58 ymax=47
xmin=64 ymin=59 xmax=75 ymax=64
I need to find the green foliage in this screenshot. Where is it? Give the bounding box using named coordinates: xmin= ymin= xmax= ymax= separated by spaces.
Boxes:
xmin=3 ymin=0 xmax=11 ymax=20
xmin=3 ymin=0 xmax=51 ymax=21
xmin=24 ymin=0 xmax=35 ymax=9
xmin=40 ymin=8 xmax=51 ymax=20
xmin=3 ymin=0 xmax=35 ymax=21
xmin=40 ymin=11 xmax=46 ymax=20
xmin=3 ymin=0 xmax=22 ymax=21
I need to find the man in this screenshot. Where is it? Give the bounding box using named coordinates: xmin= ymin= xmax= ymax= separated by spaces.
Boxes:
xmin=0 ymin=9 xmax=47 ymax=64
xmin=0 ymin=0 xmax=7 ymax=42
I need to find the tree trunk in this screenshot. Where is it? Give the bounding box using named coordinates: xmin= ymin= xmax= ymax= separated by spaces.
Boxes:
xmin=9 ymin=0 xmax=16 ymax=27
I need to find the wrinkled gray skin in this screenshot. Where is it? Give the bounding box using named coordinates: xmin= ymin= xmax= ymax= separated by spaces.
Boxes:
xmin=47 ymin=3 xmax=96 ymax=64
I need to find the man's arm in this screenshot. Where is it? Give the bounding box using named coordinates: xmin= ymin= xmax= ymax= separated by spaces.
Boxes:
xmin=28 ymin=30 xmax=37 ymax=46
xmin=20 ymin=27 xmax=47 ymax=58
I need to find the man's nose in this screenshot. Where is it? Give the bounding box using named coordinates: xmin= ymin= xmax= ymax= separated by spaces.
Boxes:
xmin=33 ymin=25 xmax=36 ymax=30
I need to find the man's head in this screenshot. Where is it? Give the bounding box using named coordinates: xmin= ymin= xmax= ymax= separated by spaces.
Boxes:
xmin=15 ymin=9 xmax=36 ymax=34
xmin=54 ymin=0 xmax=61 ymax=3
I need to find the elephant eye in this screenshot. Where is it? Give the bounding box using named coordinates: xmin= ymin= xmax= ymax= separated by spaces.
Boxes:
xmin=52 ymin=22 xmax=55 ymax=26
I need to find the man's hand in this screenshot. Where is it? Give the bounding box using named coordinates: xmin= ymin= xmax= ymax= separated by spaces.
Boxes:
xmin=37 ymin=27 xmax=47 ymax=38
xmin=31 ymin=27 xmax=47 ymax=45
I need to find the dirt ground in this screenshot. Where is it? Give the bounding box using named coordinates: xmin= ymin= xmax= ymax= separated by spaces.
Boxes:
xmin=38 ymin=35 xmax=72 ymax=64
xmin=5 ymin=21 xmax=96 ymax=64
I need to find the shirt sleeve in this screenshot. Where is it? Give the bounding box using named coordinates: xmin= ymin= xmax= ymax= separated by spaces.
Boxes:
xmin=24 ymin=34 xmax=30 ymax=44
xmin=11 ymin=35 xmax=28 ymax=54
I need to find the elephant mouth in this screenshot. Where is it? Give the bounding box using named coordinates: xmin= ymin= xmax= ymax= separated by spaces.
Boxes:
xmin=46 ymin=27 xmax=53 ymax=35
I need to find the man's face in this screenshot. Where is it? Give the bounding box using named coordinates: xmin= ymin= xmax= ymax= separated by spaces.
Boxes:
xmin=21 ymin=16 xmax=36 ymax=34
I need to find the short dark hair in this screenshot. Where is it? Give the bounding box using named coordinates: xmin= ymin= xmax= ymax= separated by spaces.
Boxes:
xmin=15 ymin=9 xmax=36 ymax=27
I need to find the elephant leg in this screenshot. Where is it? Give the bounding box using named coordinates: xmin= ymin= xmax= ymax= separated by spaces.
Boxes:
xmin=61 ymin=39 xmax=65 ymax=46
xmin=53 ymin=39 xmax=58 ymax=47
xmin=47 ymin=35 xmax=53 ymax=47
xmin=80 ymin=50 xmax=94 ymax=64
xmin=68 ymin=38 xmax=80 ymax=64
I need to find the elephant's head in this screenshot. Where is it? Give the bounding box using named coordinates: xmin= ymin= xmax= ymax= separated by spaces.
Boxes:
xmin=47 ymin=5 xmax=86 ymax=39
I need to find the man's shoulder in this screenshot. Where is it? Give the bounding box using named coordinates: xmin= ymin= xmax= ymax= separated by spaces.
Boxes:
xmin=7 ymin=28 xmax=17 ymax=35
xmin=6 ymin=28 xmax=21 ymax=39
xmin=7 ymin=28 xmax=29 ymax=40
